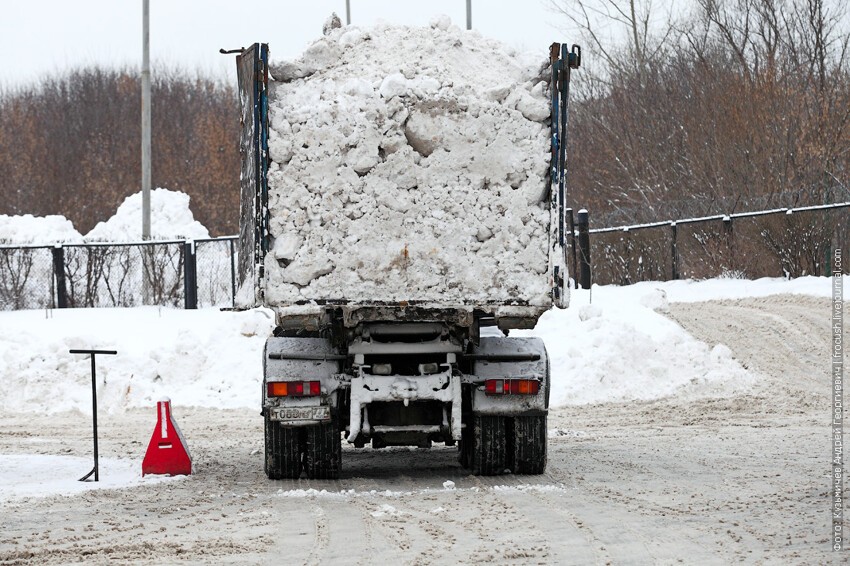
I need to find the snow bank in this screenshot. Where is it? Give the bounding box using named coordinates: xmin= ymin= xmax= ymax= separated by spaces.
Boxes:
xmin=264 ymin=17 xmax=552 ymax=306
xmin=2 ymin=277 xmax=832 ymax=414
xmin=0 ymin=188 xmax=208 ymax=246
xmin=0 ymin=307 xmax=274 ymax=414
xmin=514 ymin=285 xmax=759 ymax=406
xmin=86 ymin=188 xmax=209 ymax=242
xmin=0 ymin=214 xmax=83 ymax=245
xmin=638 ymin=275 xmax=834 ymax=302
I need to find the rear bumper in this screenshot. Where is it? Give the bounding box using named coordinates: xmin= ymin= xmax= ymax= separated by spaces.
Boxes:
xmin=347 ymin=371 xmax=462 ymax=443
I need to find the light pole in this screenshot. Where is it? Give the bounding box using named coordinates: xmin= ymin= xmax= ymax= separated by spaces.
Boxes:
xmin=345 ymin=0 xmax=351 ymax=25
xmin=466 ymin=0 xmax=471 ymax=30
xmin=142 ymin=0 xmax=151 ymax=240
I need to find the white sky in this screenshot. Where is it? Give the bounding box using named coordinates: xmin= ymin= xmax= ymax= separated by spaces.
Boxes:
xmin=0 ymin=0 xmax=577 ymax=87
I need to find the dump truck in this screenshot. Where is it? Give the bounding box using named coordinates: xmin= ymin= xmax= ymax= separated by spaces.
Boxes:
xmin=233 ymin=34 xmax=580 ymax=479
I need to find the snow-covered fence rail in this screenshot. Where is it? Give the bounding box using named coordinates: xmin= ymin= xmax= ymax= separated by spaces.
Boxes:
xmin=586 ymin=202 xmax=850 ymax=285
xmin=0 ymin=237 xmax=238 ymax=311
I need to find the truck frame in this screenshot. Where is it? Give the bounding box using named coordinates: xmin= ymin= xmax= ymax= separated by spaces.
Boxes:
xmin=234 ymin=41 xmax=580 ymax=479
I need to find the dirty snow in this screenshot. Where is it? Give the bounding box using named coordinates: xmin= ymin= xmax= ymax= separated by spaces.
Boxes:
xmin=264 ymin=17 xmax=553 ymax=306
xmin=0 ymin=454 xmax=178 ymax=500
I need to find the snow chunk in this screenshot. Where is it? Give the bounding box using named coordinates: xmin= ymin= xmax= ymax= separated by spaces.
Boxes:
xmin=578 ymin=304 xmax=602 ymax=321
xmin=639 ymin=287 xmax=670 ymax=313
xmin=429 ymin=14 xmax=452 ymax=31
xmin=322 ymin=12 xmax=342 ymax=36
xmin=272 ymin=233 xmax=303 ymax=261
xmin=280 ymin=254 xmax=334 ymax=286
xmin=379 ymin=73 xmax=410 ymax=99
xmin=339 ymin=27 xmax=365 ymax=48
xmin=484 ymin=84 xmax=512 ymax=102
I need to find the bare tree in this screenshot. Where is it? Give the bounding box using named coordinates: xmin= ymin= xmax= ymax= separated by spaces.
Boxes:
xmin=548 ymin=0 xmax=681 ymax=80
xmin=0 ymin=67 xmax=240 ymax=236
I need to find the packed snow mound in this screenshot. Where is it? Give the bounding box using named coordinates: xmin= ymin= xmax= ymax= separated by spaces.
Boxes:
xmin=0 ymin=307 xmax=275 ymax=413
xmin=2 ymin=277 xmax=829 ymax=415
xmin=264 ymin=17 xmax=553 ymax=306
xmin=515 ymin=285 xmax=758 ymax=405
xmin=86 ymin=188 xmax=209 ymax=242
xmin=0 ymin=214 xmax=83 ymax=245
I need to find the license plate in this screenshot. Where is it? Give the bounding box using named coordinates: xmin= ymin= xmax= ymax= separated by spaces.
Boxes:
xmin=270 ymin=406 xmax=330 ymax=422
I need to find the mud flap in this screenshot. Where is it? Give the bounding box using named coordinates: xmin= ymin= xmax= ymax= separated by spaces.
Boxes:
xmin=304 ymin=419 xmax=342 ymax=480
xmin=264 ymin=414 xmax=302 ymax=479
xmin=471 ymin=415 xmax=507 ymax=476
xmin=508 ymin=415 xmax=547 ymax=475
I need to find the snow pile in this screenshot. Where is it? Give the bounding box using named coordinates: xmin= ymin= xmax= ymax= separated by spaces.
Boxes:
xmin=264 ymin=16 xmax=552 ymax=306
xmin=0 ymin=214 xmax=83 ymax=245
xmin=2 ymin=277 xmax=832 ymax=414
xmin=86 ymin=188 xmax=209 ymax=242
xmin=0 ymin=189 xmax=208 ymax=246
xmin=513 ymin=283 xmax=763 ymax=405
xmin=0 ymin=307 xmax=274 ymax=414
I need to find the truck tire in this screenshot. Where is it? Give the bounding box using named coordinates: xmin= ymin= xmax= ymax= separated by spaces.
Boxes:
xmin=304 ymin=420 xmax=342 ymax=480
xmin=509 ymin=415 xmax=547 ymax=475
xmin=471 ymin=415 xmax=507 ymax=476
xmin=264 ymin=415 xmax=302 ymax=480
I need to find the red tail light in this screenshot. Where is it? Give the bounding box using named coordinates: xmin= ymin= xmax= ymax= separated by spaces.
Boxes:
xmin=484 ymin=379 xmax=540 ymax=396
xmin=267 ymin=381 xmax=321 ymax=397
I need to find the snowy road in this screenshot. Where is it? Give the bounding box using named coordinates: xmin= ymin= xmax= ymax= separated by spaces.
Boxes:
xmin=0 ymin=294 xmax=842 ymax=564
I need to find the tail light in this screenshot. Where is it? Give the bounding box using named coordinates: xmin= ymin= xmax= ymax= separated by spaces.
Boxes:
xmin=484 ymin=379 xmax=540 ymax=396
xmin=267 ymin=381 xmax=321 ymax=397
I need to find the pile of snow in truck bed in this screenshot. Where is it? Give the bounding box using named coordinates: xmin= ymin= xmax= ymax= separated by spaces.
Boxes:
xmin=265 ymin=16 xmax=553 ymax=306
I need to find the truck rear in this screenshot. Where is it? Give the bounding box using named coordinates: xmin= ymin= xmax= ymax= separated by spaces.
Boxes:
xmin=233 ymin=23 xmax=579 ymax=479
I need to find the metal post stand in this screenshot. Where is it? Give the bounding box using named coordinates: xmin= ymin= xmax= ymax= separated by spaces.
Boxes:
xmin=71 ymin=349 xmax=117 ymax=482
xmin=576 ymin=209 xmax=592 ymax=289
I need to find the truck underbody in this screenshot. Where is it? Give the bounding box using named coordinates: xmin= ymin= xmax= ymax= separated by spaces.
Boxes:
xmin=262 ymin=308 xmax=549 ymax=479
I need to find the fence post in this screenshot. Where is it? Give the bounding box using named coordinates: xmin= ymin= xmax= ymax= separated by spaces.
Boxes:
xmin=229 ymin=238 xmax=237 ymax=307
xmin=576 ymin=209 xmax=591 ymax=289
xmin=567 ymin=208 xmax=577 ymax=289
xmin=670 ymin=222 xmax=679 ymax=280
xmin=183 ymin=241 xmax=197 ymax=310
xmin=52 ymin=245 xmax=68 ymax=309
xmin=723 ymin=215 xmax=734 ymax=274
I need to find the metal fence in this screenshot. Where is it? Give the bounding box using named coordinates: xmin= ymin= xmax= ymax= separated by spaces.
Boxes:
xmin=3 ymin=201 xmax=847 ymax=311
xmin=0 ymin=237 xmax=238 ymax=311
xmin=584 ymin=202 xmax=850 ymax=286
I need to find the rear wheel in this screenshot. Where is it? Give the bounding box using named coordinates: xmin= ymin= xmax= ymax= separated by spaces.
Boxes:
xmin=304 ymin=419 xmax=342 ymax=480
xmin=264 ymin=414 xmax=302 ymax=479
xmin=471 ymin=415 xmax=507 ymax=476
xmin=509 ymin=415 xmax=547 ymax=474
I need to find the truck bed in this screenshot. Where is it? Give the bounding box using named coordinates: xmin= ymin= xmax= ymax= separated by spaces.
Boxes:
xmin=235 ymin=34 xmax=577 ymax=330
